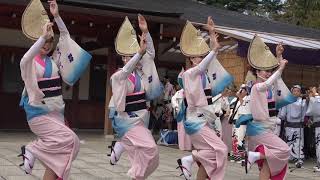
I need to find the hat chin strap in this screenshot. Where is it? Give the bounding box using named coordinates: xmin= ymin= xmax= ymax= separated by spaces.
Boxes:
xmin=257 ymin=75 xmax=267 ymax=81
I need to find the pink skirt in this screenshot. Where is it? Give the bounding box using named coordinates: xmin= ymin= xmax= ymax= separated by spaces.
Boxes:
xmin=27 ymin=112 xmax=80 ymax=180
xmin=121 ymin=122 xmax=159 ymax=180
xmin=221 ymin=116 xmax=233 ymax=152
xmin=248 ymin=132 xmax=290 ymax=179
xmin=177 ymin=122 xmax=192 ymax=151
xmin=190 ymin=124 xmax=228 ymax=180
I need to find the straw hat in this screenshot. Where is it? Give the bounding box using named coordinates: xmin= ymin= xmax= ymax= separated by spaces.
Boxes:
xmin=115 ymin=17 xmax=140 ymax=56
xmin=248 ymin=35 xmax=279 ymax=70
xmin=180 ymin=21 xmax=210 ymax=57
xmin=22 ymin=0 xmax=52 ymax=40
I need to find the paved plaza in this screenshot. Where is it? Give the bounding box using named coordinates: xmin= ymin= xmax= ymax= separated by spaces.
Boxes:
xmin=0 ymin=130 xmax=319 ymax=180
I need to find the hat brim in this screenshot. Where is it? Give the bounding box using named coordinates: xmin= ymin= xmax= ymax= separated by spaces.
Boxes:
xmin=248 ymin=35 xmax=279 ymax=71
xmin=180 ymin=21 xmax=210 ymax=57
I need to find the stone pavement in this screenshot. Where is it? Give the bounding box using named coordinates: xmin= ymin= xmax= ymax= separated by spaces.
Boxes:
xmin=0 ymin=130 xmax=319 ymax=180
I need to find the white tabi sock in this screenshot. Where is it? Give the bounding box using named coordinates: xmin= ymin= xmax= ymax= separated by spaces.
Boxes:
xmin=24 ymin=148 xmax=35 ymax=174
xmin=181 ymin=155 xmax=194 ymax=179
xmin=248 ymin=151 xmax=261 ymax=164
xmin=110 ymin=142 xmax=125 ymax=165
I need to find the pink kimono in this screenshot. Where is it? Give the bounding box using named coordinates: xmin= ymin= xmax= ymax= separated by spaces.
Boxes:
xmin=182 ymin=51 xmax=233 ymax=179
xmin=108 ymin=32 xmax=162 ymax=180
xmin=20 ymin=16 xmax=91 ymax=179
xmin=248 ymin=69 xmax=291 ymax=179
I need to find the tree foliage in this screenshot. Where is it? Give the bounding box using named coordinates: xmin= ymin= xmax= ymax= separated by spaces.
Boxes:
xmin=274 ymin=0 xmax=320 ymax=29
xmin=196 ymin=0 xmax=320 ymax=29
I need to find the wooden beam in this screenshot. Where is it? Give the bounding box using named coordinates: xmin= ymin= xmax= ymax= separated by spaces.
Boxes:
xmin=0 ymin=46 xmax=28 ymax=54
xmin=0 ymin=2 xmax=184 ymax=25
xmin=0 ymin=2 xmax=183 ymax=40
xmin=0 ymin=14 xmax=117 ymax=38
xmin=56 ymin=3 xmax=184 ymax=25
xmin=162 ymin=24 xmax=183 ymax=38
xmin=160 ymin=41 xmax=179 ymax=55
xmin=155 ymin=61 xmax=185 ymax=70
xmin=0 ymin=16 xmax=20 ymax=29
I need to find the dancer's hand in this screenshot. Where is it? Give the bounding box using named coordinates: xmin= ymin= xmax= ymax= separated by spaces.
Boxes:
xmin=210 ymin=32 xmax=220 ymax=52
xmin=138 ymin=14 xmax=148 ymax=33
xmin=42 ymin=22 xmax=54 ymax=40
xmin=138 ymin=33 xmax=147 ymax=55
xmin=276 ymin=42 xmax=284 ymax=58
xmin=204 ymin=16 xmax=215 ymax=35
xmin=49 ymin=0 xmax=59 ymax=18
xmin=278 ymin=59 xmax=288 ymax=71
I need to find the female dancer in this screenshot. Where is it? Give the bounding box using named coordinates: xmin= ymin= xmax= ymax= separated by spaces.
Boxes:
xmin=244 ymin=36 xmax=294 ymax=179
xmin=108 ymin=15 xmax=162 ymax=180
xmin=19 ymin=0 xmax=91 ymax=179
xmin=176 ymin=17 xmax=233 ymax=180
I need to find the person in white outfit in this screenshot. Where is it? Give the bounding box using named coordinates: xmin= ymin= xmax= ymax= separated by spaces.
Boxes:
xmin=278 ymin=85 xmax=307 ymax=162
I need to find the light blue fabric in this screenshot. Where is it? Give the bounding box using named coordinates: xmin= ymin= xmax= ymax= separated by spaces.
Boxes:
xmin=177 ymin=77 xmax=184 ymax=89
xmin=133 ymin=71 xmax=142 ymax=93
xmin=235 ymin=114 xmax=253 ymax=128
xmin=236 ymin=114 xmax=266 ymax=136
xmin=176 ymin=100 xmax=186 ymax=123
xmin=62 ymin=50 xmax=92 ymax=85
xmin=267 ymin=88 xmax=273 ymax=100
xmin=109 ymin=108 xmax=149 ymax=138
xmin=145 ymin=82 xmax=163 ymax=101
xmin=211 ymin=73 xmax=234 ymax=96
xmin=20 ymin=95 xmax=48 ymax=121
xmin=183 ymin=118 xmax=206 ymax=135
xmin=276 ymin=94 xmax=297 ymax=110
xmin=201 ymin=73 xmax=206 ymax=89
xmin=109 ymin=108 xmax=134 ymax=138
xmin=246 ymin=120 xmax=267 ymax=136
xmin=43 ymin=56 xmax=52 ymax=78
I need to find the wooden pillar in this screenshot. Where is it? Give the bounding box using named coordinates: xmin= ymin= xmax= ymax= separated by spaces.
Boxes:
xmin=153 ymin=27 xmax=160 ymax=63
xmin=104 ymin=48 xmax=116 ymax=135
xmin=0 ymin=50 xmax=3 ymax=91
xmin=70 ymin=81 xmax=79 ymax=128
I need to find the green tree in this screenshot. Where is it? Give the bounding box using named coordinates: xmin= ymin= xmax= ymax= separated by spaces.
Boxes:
xmin=274 ymin=0 xmax=320 ymax=29
xmin=196 ymin=0 xmax=320 ymax=29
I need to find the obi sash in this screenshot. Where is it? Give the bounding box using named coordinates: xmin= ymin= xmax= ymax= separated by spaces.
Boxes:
xmin=37 ymin=76 xmax=62 ymax=98
xmin=125 ymin=92 xmax=147 ymax=112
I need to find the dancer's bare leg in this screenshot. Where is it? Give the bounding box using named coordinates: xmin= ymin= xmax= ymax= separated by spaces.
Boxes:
xmin=259 ymin=161 xmax=270 ymax=180
xmin=43 ymin=168 xmax=57 ymax=180
xmin=196 ymin=164 xmax=207 ymax=180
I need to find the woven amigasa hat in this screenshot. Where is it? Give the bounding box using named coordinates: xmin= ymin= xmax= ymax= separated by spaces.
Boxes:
xmin=180 ymin=21 xmax=210 ymax=57
xmin=115 ymin=16 xmax=140 ymax=56
xmin=248 ymin=35 xmax=279 ymax=70
xmin=22 ymin=0 xmax=53 ymax=40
